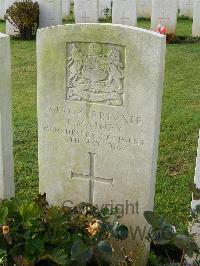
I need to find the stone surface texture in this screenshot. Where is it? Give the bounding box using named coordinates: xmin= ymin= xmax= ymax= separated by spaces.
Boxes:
xmin=192 ymin=0 xmax=200 ymax=36
xmin=37 ymin=23 xmax=166 ymax=264
xmin=137 ymin=0 xmax=152 ymax=18
xmin=39 ymin=0 xmax=62 ymax=28
xmin=151 ymin=0 xmax=177 ymax=34
xmin=74 ymin=0 xmax=99 ymax=23
xmin=112 ymin=0 xmax=137 ymax=27
xmin=0 ymin=33 xmax=14 ymax=200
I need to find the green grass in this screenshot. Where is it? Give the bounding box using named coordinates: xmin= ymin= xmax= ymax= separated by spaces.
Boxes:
xmin=137 ymin=19 xmax=193 ymax=36
xmin=0 ymin=19 xmax=199 ymax=229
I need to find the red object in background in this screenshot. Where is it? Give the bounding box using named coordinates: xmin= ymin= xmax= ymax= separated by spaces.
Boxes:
xmin=157 ymin=23 xmax=167 ymax=35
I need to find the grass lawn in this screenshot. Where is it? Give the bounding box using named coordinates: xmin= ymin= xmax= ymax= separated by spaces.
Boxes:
xmin=0 ymin=19 xmax=199 ymax=229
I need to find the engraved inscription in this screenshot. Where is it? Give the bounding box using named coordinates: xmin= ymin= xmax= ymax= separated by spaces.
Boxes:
xmin=71 ymin=152 xmax=113 ymax=204
xmin=45 ymin=106 xmax=145 ymax=152
xmin=66 ymin=42 xmax=124 ymax=106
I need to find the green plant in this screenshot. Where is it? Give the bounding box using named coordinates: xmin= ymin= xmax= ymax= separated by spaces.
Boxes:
xmin=148 ymin=251 xmax=161 ymax=266
xmin=0 ymin=194 xmax=128 ymax=265
xmin=102 ymin=8 xmax=112 ymax=22
xmin=4 ymin=0 xmax=39 ymax=40
xmin=144 ymin=211 xmax=200 ymax=266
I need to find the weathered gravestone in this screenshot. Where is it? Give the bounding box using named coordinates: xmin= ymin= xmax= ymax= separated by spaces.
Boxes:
xmin=62 ymin=0 xmax=70 ymax=19
xmin=5 ymin=0 xmax=19 ymax=36
xmin=180 ymin=0 xmax=193 ymax=18
xmin=137 ymin=0 xmax=152 ymax=19
xmin=37 ymin=23 xmax=166 ymax=263
xmin=112 ymin=0 xmax=137 ymax=27
xmin=74 ymin=0 xmax=99 ymax=23
xmin=192 ymin=0 xmax=200 ymax=37
xmin=99 ymin=0 xmax=111 ymax=19
xmin=39 ymin=0 xmax=62 ymax=28
xmin=0 ymin=33 xmax=14 ymax=200
xmin=192 ymin=131 xmax=200 ymax=210
xmin=151 ymin=0 xmax=177 ymax=34
xmin=0 ymin=0 xmax=6 ymax=20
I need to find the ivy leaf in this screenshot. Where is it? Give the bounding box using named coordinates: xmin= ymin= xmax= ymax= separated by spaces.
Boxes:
xmin=97 ymin=240 xmax=113 ymax=255
xmin=113 ymin=224 xmax=128 ymax=240
xmin=174 ymin=234 xmax=189 ymax=250
xmin=0 ymin=206 xmax=8 ymax=225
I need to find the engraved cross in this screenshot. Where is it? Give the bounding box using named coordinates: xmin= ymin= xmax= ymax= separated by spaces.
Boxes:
xmin=120 ymin=11 xmax=130 ymax=25
xmin=158 ymin=12 xmax=169 ymax=22
xmin=81 ymin=12 xmax=91 ymax=23
xmin=71 ymin=152 xmax=113 ymax=204
xmin=185 ymin=0 xmax=192 ymax=16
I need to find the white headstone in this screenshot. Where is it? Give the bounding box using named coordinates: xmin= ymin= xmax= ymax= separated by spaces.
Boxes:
xmin=180 ymin=0 xmax=193 ymax=18
xmin=112 ymin=0 xmax=137 ymax=26
xmin=192 ymin=131 xmax=200 ymax=209
xmin=0 ymin=0 xmax=5 ymax=20
xmin=192 ymin=0 xmax=200 ymax=36
xmin=151 ymin=0 xmax=178 ymax=34
xmin=137 ymin=0 xmax=152 ymax=19
xmin=0 ymin=33 xmax=14 ymax=200
xmin=74 ymin=0 xmax=99 ymax=23
xmin=37 ymin=23 xmax=166 ymax=262
xmin=39 ymin=0 xmax=62 ymax=28
xmin=62 ymin=0 xmax=70 ymax=19
xmin=5 ymin=0 xmax=19 ymax=36
xmin=99 ymin=0 xmax=111 ymax=19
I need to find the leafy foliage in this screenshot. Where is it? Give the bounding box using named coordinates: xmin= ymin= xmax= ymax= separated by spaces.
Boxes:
xmin=0 ymin=195 xmax=128 ymax=265
xmin=4 ymin=0 xmax=39 ymax=40
xmin=144 ymin=210 xmax=200 ymax=265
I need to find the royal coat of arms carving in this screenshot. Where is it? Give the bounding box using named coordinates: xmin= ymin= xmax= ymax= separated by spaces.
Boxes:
xmin=66 ymin=42 xmax=124 ymax=106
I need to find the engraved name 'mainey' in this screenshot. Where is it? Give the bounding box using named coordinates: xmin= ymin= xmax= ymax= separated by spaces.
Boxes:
xmin=66 ymin=42 xmax=124 ymax=106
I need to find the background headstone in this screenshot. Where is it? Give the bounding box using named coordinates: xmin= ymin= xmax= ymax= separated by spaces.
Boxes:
xmin=0 ymin=0 xmax=6 ymax=20
xmin=4 ymin=0 xmax=19 ymax=36
xmin=37 ymin=23 xmax=166 ymax=262
xmin=62 ymin=0 xmax=70 ymax=19
xmin=137 ymin=0 xmax=152 ymax=19
xmin=39 ymin=0 xmax=62 ymax=28
xmin=192 ymin=0 xmax=200 ymax=36
xmin=99 ymin=0 xmax=111 ymax=19
xmin=74 ymin=0 xmax=99 ymax=23
xmin=151 ymin=0 xmax=178 ymax=34
xmin=192 ymin=131 xmax=200 ymax=209
xmin=0 ymin=33 xmax=15 ymax=200
xmin=180 ymin=0 xmax=193 ymax=18
xmin=112 ymin=0 xmax=137 ymax=26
